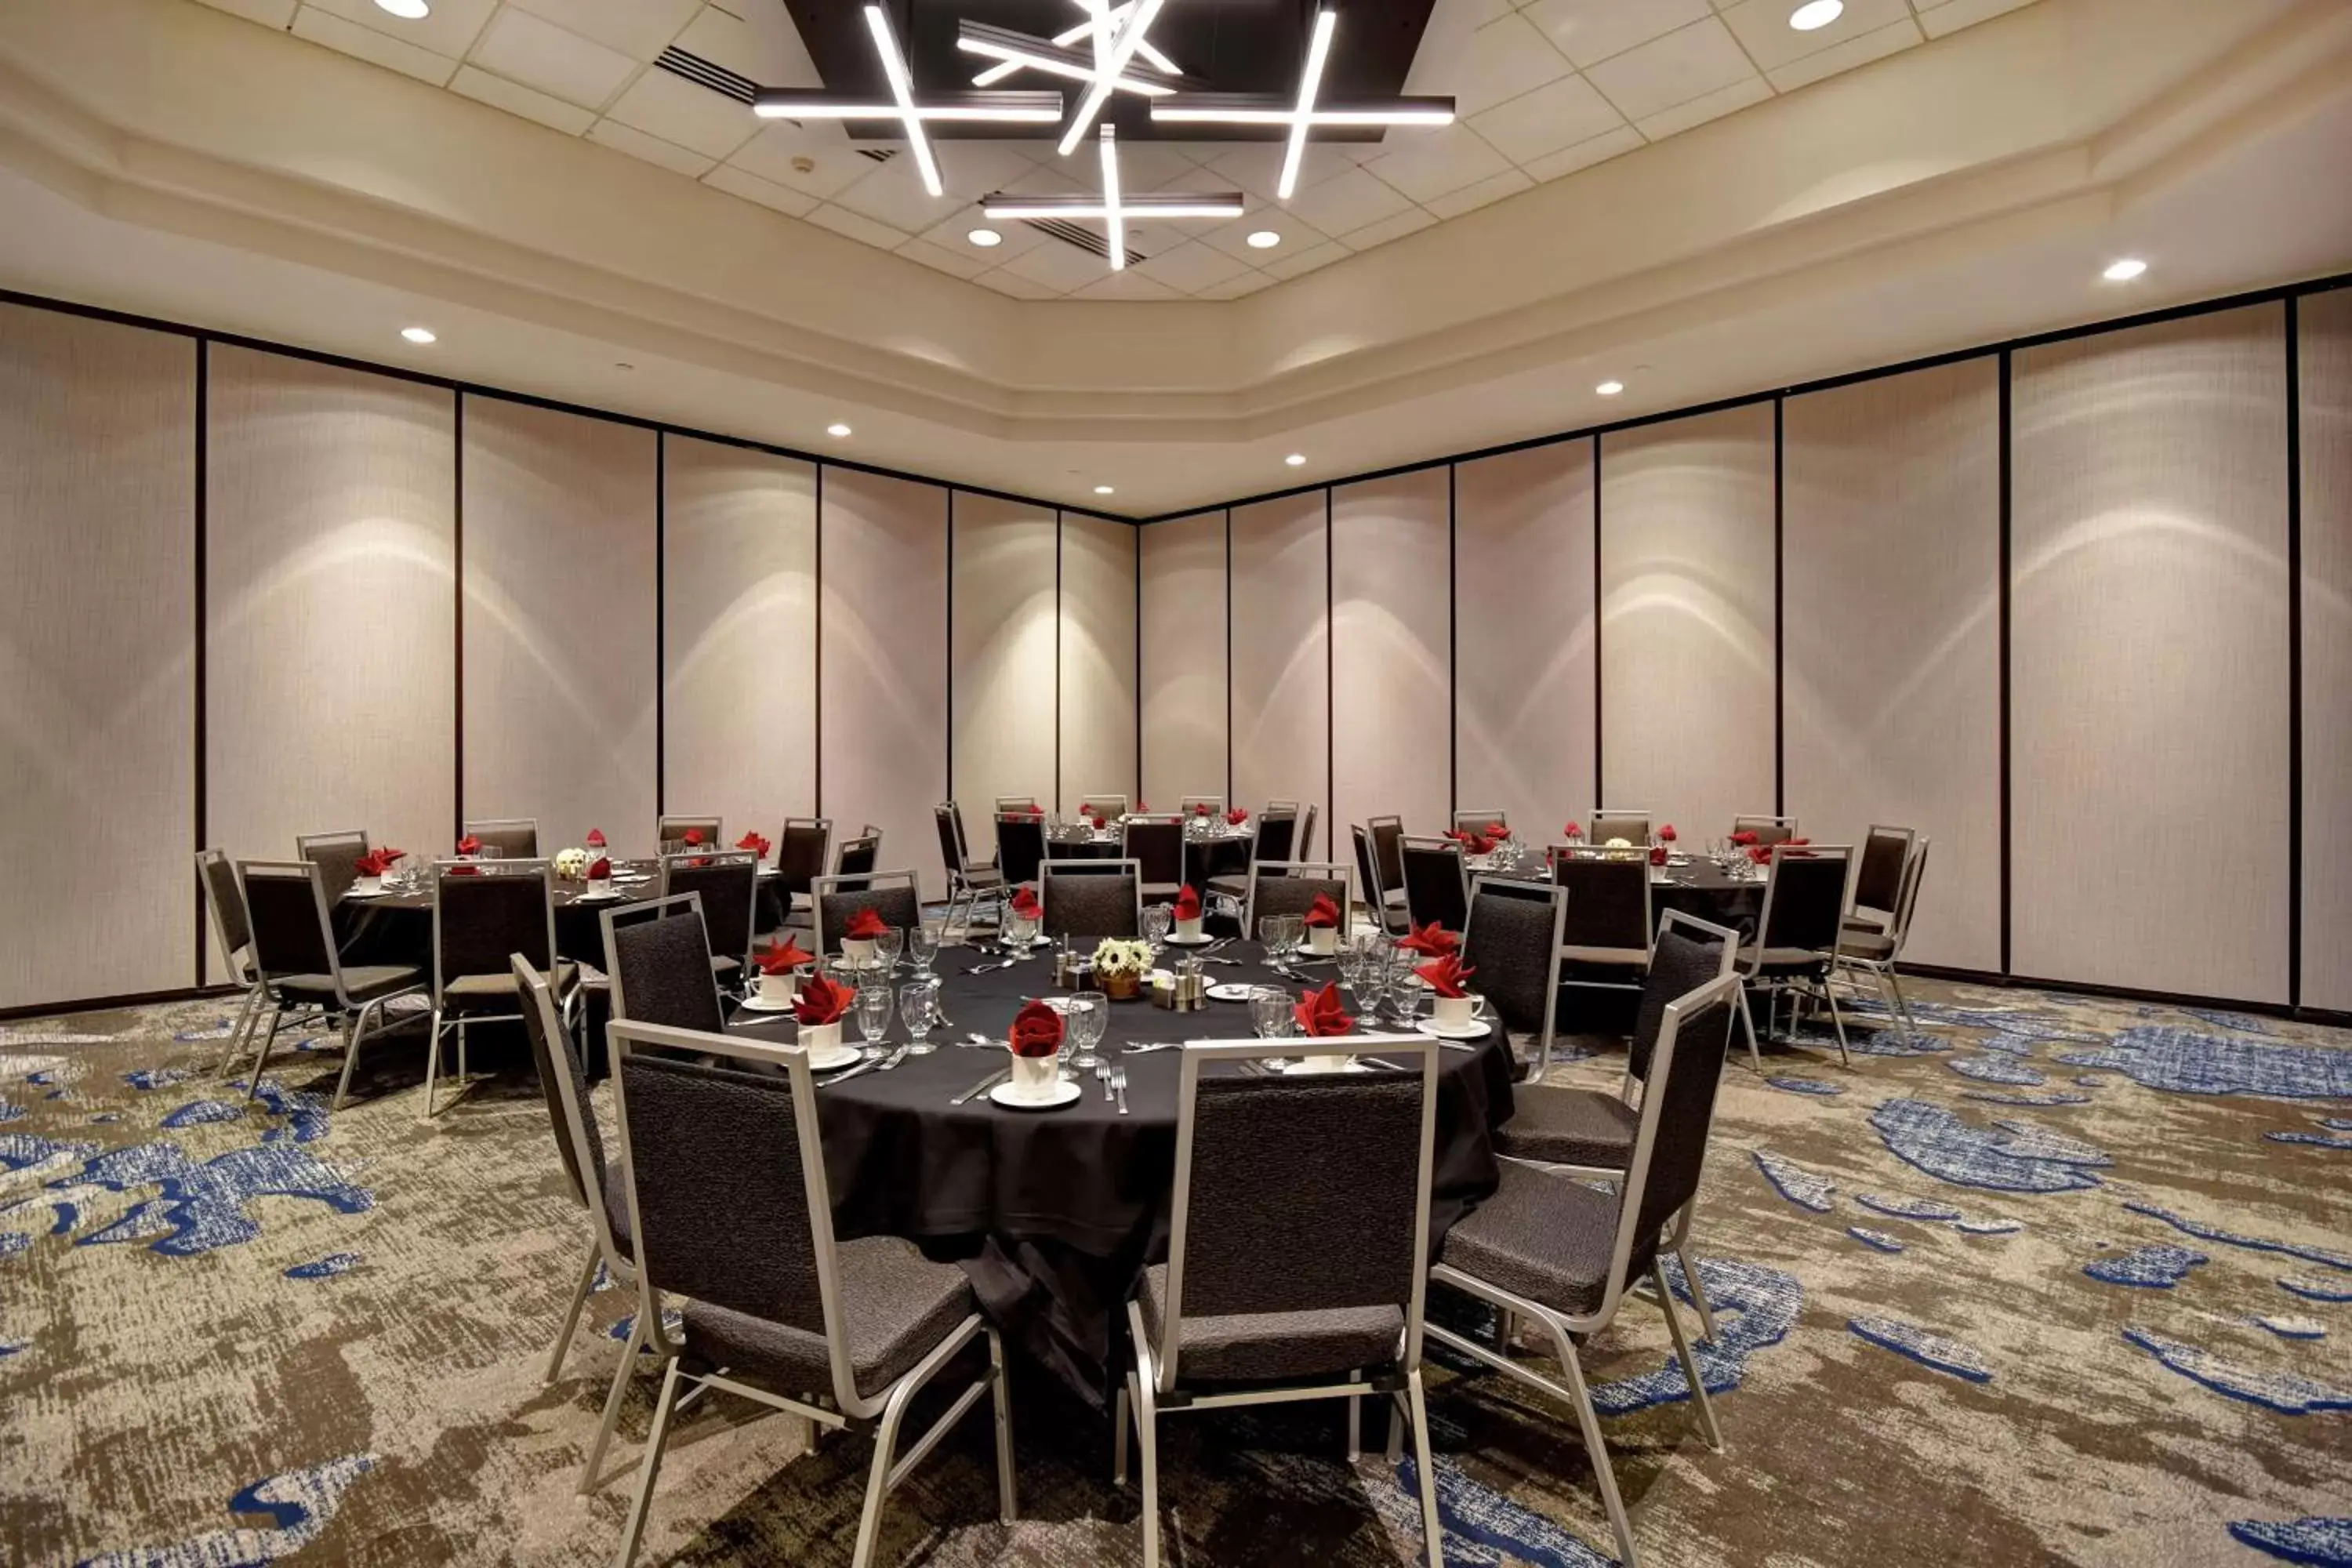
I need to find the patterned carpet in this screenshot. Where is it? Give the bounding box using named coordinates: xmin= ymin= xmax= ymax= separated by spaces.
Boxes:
xmin=2 ymin=978 xmax=2347 ymax=1567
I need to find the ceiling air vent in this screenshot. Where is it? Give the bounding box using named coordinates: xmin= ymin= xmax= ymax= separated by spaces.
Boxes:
xmin=856 ymin=147 xmax=898 ymax=164
xmin=654 ymin=47 xmax=759 ymax=105
xmin=1027 ymin=218 xmax=1145 ymax=269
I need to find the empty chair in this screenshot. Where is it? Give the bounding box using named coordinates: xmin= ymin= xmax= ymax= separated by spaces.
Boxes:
xmin=1367 ymin=815 xmax=1408 ymax=932
xmin=656 ymin=815 xmax=722 ymax=854
xmin=774 ymin=818 xmax=833 ymax=925
xmin=1041 ymin=859 xmax=1142 ymax=941
xmin=1427 ymin=973 xmax=1740 ymax=1568
xmin=1451 ymin=808 xmax=1508 ymax=834
xmin=1243 ymin=861 xmax=1352 ymax=939
xmin=1837 ymin=836 xmax=1932 ymax=1040
xmin=463 ymin=818 xmax=539 ymax=858
xmin=1123 ymin=815 xmax=1187 ymax=901
xmin=1459 ymin=877 xmax=1569 ymax=1076
xmin=1294 ymin=801 xmax=1319 ymax=862
xmin=832 ymin=827 xmax=884 ymax=890
xmin=604 ymin=894 xmax=727 ymax=1035
xmin=659 ymin=851 xmax=759 ymax=988
xmin=1079 ymin=792 xmax=1130 ymax=819
xmin=237 ymin=859 xmax=425 ymax=1108
xmin=1351 ymin=824 xmax=1410 ymax=938
xmin=814 ymin=869 xmax=922 ymax=958
xmin=295 ymin=829 xmax=371 ymax=902
xmin=1844 ymin=823 xmax=1917 ymax=936
xmin=1178 ymin=794 xmax=1223 ymax=817
xmin=428 ymin=858 xmax=574 ymax=1117
xmin=1588 ymin=809 xmax=1650 ymax=846
xmin=993 ymin=795 xmax=1039 ymax=813
xmin=1737 ymin=844 xmax=1857 ymax=1067
xmin=1114 ymin=1034 xmax=1446 ymax=1568
xmin=935 ymin=803 xmax=1005 ymax=939
xmin=1733 ymin=814 xmax=1800 ymax=846
xmin=1551 ymin=845 xmax=1653 ymax=998
xmin=1397 ymin=834 xmax=1470 ymax=934
xmin=995 ymin=811 xmax=1049 ymax=894
xmin=1204 ymin=807 xmax=1298 ymax=903
xmin=604 ymin=1018 xmax=1015 ymax=1568
xmin=195 ymin=848 xmax=269 ymax=1074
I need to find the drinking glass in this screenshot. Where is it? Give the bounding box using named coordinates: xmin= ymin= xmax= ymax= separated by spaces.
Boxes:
xmin=855 ymin=984 xmax=894 ymax=1060
xmin=908 ymin=920 xmax=941 ymax=975
xmin=876 ymin=926 xmax=906 ymax=972
xmin=898 ymin=979 xmax=939 ymax=1055
xmin=1275 ymin=914 xmax=1305 ymax=969
xmin=1066 ymin=990 xmax=1106 ymax=1071
xmin=1142 ymin=902 xmax=1172 ymax=956
xmin=1389 ymin=972 xmax=1426 ymax=1033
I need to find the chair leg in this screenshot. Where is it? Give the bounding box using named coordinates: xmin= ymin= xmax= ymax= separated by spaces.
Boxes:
xmin=1886 ymin=966 xmax=1919 ymax=1042
xmin=1822 ymin=976 xmax=1853 ymax=1069
xmin=545 ymin=1243 xmax=601 ymax=1385
xmin=1386 ymin=1391 xmax=1405 ymax=1465
xmin=1676 ymin=1242 xmax=1719 ymax=1344
xmin=212 ymin=985 xmax=264 ymax=1076
xmin=1735 ymin=986 xmax=1763 ymax=1073
xmin=457 ymin=1017 xmax=470 ymax=1087
xmin=1550 ymin=1318 xmax=1640 ymax=1568
xmin=582 ymin=1304 xmax=649 ymax=1494
xmin=611 ymin=1356 xmax=684 ymax=1568
xmin=1654 ymin=1260 xmax=1723 ymax=1454
xmin=851 ymin=1377 xmax=920 ymax=1568
xmin=420 ymin=1008 xmax=446 ymax=1120
xmin=1112 ymin=1383 xmax=1131 ymax=1486
xmin=989 ymin=1327 xmax=1018 ymax=1524
xmin=1345 ymin=1369 xmax=1362 ymax=1461
xmin=1131 ymin=1370 xmax=1163 ymax=1568
xmin=244 ymin=1006 xmax=286 ymax=1102
xmin=1405 ymin=1367 xmax=1447 ymax=1568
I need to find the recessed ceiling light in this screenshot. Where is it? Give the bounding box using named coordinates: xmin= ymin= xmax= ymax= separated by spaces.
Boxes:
xmin=1094 ymin=485 xmax=1116 ymax=495
xmin=375 ymin=0 xmax=430 ymax=17
xmin=1788 ymin=1 xmax=1842 ymax=31
xmin=1595 ymin=379 xmax=1624 ymax=396
xmin=1285 ymin=453 xmax=1306 ymax=467
xmin=967 ymin=227 xmax=1003 ymax=248
xmin=827 ymin=423 xmax=852 ymax=437
xmin=400 ymin=326 xmax=436 ymax=344
xmin=1247 ymin=230 xmax=1282 ymax=250
xmin=2102 ymin=257 xmax=2148 ymax=282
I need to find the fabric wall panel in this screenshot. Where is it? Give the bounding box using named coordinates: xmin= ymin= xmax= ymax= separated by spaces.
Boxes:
xmin=1599 ymin=403 xmax=1777 ymax=845
xmin=1138 ymin=511 xmax=1228 ymax=811
xmin=662 ymin=436 xmax=816 ymax=847
xmin=1332 ymin=470 xmax=1450 ymax=851
xmin=0 ymin=306 xmax=194 ymax=1007
xmin=1784 ymin=359 xmax=2002 ymax=972
xmin=2300 ymin=288 xmax=2352 ymax=1013
xmin=460 ymin=397 xmax=658 ymax=858
xmin=952 ymin=492 xmax=1057 ymax=855
xmin=1453 ymin=441 xmax=1596 ymax=844
xmin=1060 ymin=514 xmax=1138 ymax=814
xmin=1230 ymin=495 xmax=1330 ymax=833
xmin=2013 ymin=306 xmax=2291 ymax=1001
xmin=820 ymin=468 xmax=949 ymax=898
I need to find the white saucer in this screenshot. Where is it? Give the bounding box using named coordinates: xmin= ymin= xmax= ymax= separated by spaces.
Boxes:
xmin=807 ymin=1044 xmax=862 ymax=1072
xmin=346 ymin=889 xmax=391 ymax=900
xmin=575 ymin=890 xmax=622 ymax=903
xmin=1277 ymin=1058 xmax=1370 ymax=1075
xmin=1420 ymin=1019 xmax=1493 ymax=1040
xmin=1208 ymin=982 xmax=1256 ymax=1002
xmin=1163 ymin=931 xmax=1215 ymax=946
xmin=990 ymin=1079 xmax=1082 ymax=1111
xmin=735 ymin=992 xmax=800 ymax=1013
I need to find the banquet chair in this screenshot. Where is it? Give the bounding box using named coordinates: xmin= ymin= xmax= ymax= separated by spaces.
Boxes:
xmin=1459 ymin=877 xmax=1569 ymax=1076
xmin=238 ymin=859 xmax=426 ymax=1108
xmin=514 ymin=955 xmax=653 ymax=1495
xmin=604 ymin=1019 xmax=1016 ymax=1568
xmin=602 ymin=895 xmax=727 ymax=1034
xmin=657 ymin=851 xmax=760 ymax=991
xmin=1451 ymin=808 xmax=1508 ymax=834
xmin=656 ymin=815 xmax=723 ymax=855
xmin=1294 ymin=801 xmax=1320 ymax=861
xmin=295 ymin=828 xmax=371 ymax=902
xmin=1123 ymin=815 xmax=1188 ymax=901
xmin=1737 ymin=844 xmax=1857 ymax=1068
xmin=1041 ymin=859 xmax=1143 ymax=941
xmin=1733 ymin=814 xmax=1800 ymax=847
xmin=775 ymin=818 xmax=833 ymax=927
xmin=1112 ymin=1035 xmax=1446 ymax=1568
xmin=428 ymin=858 xmax=576 ymax=1118
xmin=196 ymin=848 xmax=269 ymax=1074
xmin=463 ymin=818 xmax=539 ymax=858
xmin=1836 ymin=837 xmax=1932 ymax=1040
xmin=1243 ymin=862 xmax=1352 ymax=939
xmin=1398 ymin=834 xmax=1470 ymax=934
xmin=995 ymin=811 xmax=1049 ymax=895
xmin=1368 ymin=816 xmax=1408 ymax=923
xmin=1843 ymin=824 xmax=1917 ymax=937
xmin=1551 ymin=846 xmax=1653 ymax=1000
xmin=832 ymin=828 xmax=884 ymax=891
xmin=1178 ymin=794 xmax=1223 ymax=817
xmin=993 ymin=795 xmax=1038 ymax=813
xmin=1427 ymin=975 xmax=1738 ymax=1568
xmin=1079 ymin=793 xmax=1130 ymax=819
xmin=1351 ymin=825 xmax=1410 ymax=936
xmin=1588 ymin=810 xmax=1650 ymax=847
xmin=814 ymin=870 xmax=921 ymax=957
xmin=1203 ymin=807 xmax=1298 ymax=904
xmin=935 ymin=803 xmax=1006 ymax=939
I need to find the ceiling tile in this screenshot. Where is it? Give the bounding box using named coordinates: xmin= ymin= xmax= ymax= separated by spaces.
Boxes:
xmin=829 ymin=155 xmax=964 ymax=234
xmin=1718 ymin=0 xmax=1915 ymax=71
xmin=915 ymin=206 xmax=1051 ymax=263
xmin=701 ymin=163 xmax=820 ymax=218
xmin=668 ymin=0 xmax=820 ymax=87
xmin=1337 ymin=206 xmax=1438 ymax=250
xmin=449 ymin=62 xmax=598 ymax=135
xmin=1260 ymin=241 xmax=1350 ymax=281
xmin=1421 ymin=167 xmax=1532 ymax=220
xmin=998 ymin=238 xmax=1112 ymax=293
xmin=1073 ymin=270 xmax=1180 ymax=301
xmin=1466 ymin=72 xmax=1628 ymax=164
xmin=1285 ymin=166 xmax=1417 ymax=238
xmin=1632 ymin=72 xmax=1772 ymax=137
xmin=1406 ymin=0 xmax=1530 ymax=96
xmin=467 ymin=5 xmax=641 ymax=110
xmin=1766 ymin=17 xmax=1922 ymax=90
xmin=1133 ymin=239 xmax=1252 ymax=294
xmin=585 ymin=118 xmax=714 ymax=178
xmin=299 ymin=0 xmax=494 ymax=60
xmin=1582 ymin=16 xmax=1756 ymax=122
xmin=505 ymin=0 xmax=701 ymax=61
xmin=1359 ymin=123 xmax=1513 ymax=205
xmin=1192 ymin=268 xmax=1276 ymax=299
xmin=803 ymin=201 xmax=911 ymax=250
xmin=1519 ymin=122 xmax=1644 ymax=181
xmin=1517 ymin=0 xmax=1713 ymax=69
xmin=600 ymin=66 xmax=760 ymax=160
xmin=725 ymin=121 xmax=877 ymax=200
xmin=1197 ymin=208 xmax=1332 ymax=264
xmin=1202 ymin=141 xmax=1362 ymax=204
xmin=934 ymin=140 xmax=1047 ymax=202
xmin=1112 ymin=142 xmax=1215 ymax=193
xmin=1916 ymin=0 xmax=2039 ymax=38
xmin=971 ymin=267 xmax=1062 ymax=299
xmin=192 ymin=0 xmax=299 ymax=27
xmin=1437 ymin=13 xmax=1576 ymax=118
xmin=895 ymin=238 xmax=993 ymax=280
xmin=290 ymin=6 xmax=458 ymax=85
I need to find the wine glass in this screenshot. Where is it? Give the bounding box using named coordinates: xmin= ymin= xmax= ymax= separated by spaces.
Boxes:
xmin=908 ymin=920 xmax=940 ymax=975
xmin=855 ymin=983 xmax=894 ymax=1061
xmin=1249 ymin=985 xmax=1293 ymax=1073
xmin=1142 ymin=902 xmax=1172 ymax=960
xmin=876 ymin=925 xmax=906 ymax=972
xmin=898 ymin=979 xmax=939 ymax=1055
xmin=1257 ymin=915 xmax=1286 ymax=971
xmin=1066 ymin=990 xmax=1107 ymax=1071
xmin=1275 ymin=914 xmax=1305 ymax=971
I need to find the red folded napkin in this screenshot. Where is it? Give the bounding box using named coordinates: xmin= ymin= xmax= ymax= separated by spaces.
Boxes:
xmin=754 ymin=935 xmax=813 ymax=975
xmin=1449 ymin=829 xmax=1493 ymax=855
xmin=456 ymin=834 xmax=481 ymax=855
xmin=354 ymin=848 xmax=399 ymax=877
xmin=1226 ymin=807 xmax=1249 ymax=826
xmin=681 ymin=827 xmax=703 ymax=847
xmin=447 ymin=864 xmax=481 ymax=877
xmin=1090 ymin=813 xmax=1108 ymax=830
xmin=1016 ymin=803 xmax=1044 ymax=817
xmin=1782 ymin=836 xmax=1815 ymax=858
xmin=1746 ymin=844 xmax=1774 ymax=866
xmin=1730 ymin=830 xmax=1759 ymax=846
xmin=1563 ymin=822 xmax=1583 ymax=840
xmin=793 ymin=974 xmax=856 ymax=1026
xmin=587 ymin=857 xmax=612 ymax=880
xmin=1486 ymin=822 xmax=1511 ymax=840
xmin=1195 ymin=801 xmax=1214 ymax=815
xmin=1293 ymin=982 xmax=1354 ymax=1037
xmin=1135 ymin=799 xmax=1149 ymax=812
xmin=585 ymin=829 xmax=607 ymax=849
xmin=1399 ymin=921 xmax=1459 ymax=956
xmin=1009 ymin=999 xmax=1065 ymax=1058
xmin=736 ymin=830 xmax=771 ymax=858
xmin=1304 ymin=892 xmax=1341 ymax=928
xmin=1658 ymin=824 xmax=1678 ymax=844
xmin=1415 ymin=954 xmax=1477 ymax=998
xmin=843 ymin=908 xmax=891 ymax=941
xmin=1650 ymin=844 xmax=1669 ymax=866
xmin=1009 ymin=884 xmax=1042 ymax=919
xmin=1173 ymin=884 xmax=1201 ymax=920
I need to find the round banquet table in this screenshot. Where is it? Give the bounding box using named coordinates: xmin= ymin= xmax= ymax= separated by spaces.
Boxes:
xmin=725 ymin=941 xmax=1516 ymax=1408
xmin=1043 ymin=822 xmax=1254 ymax=892
xmin=1466 ymin=850 xmax=1769 ymax=940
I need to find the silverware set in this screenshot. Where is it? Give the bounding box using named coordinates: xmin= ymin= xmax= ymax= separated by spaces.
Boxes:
xmin=951 ymin=1067 xmax=1008 ymax=1105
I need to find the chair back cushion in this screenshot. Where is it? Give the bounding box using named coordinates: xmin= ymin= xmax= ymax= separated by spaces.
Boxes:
xmin=1253 ymin=811 xmax=1298 ymax=862
xmin=1855 ymin=829 xmax=1908 ymax=912
xmin=1763 ymin=853 xmax=1849 ymax=954
xmin=775 ymin=822 xmax=831 ymax=891
xmin=1043 ymin=869 xmax=1140 ymax=940
xmin=1461 ymin=888 xmax=1556 ymax=1036
xmin=1399 ymin=843 xmax=1468 ymax=933
xmin=1124 ymin=819 xmax=1186 ymax=886
xmin=1741 ymin=819 xmax=1798 ymax=846
xmin=1630 ymin=926 xmax=1729 ymax=1081
xmin=1250 ymin=874 xmax=1347 ymax=932
xmin=200 ymin=853 xmax=252 ymax=956
xmin=834 ymin=835 xmax=881 ymax=883
xmin=437 ymin=869 xmax=551 ymax=982
xmin=1370 ymin=819 xmax=1405 ymax=891
xmin=1628 ymin=995 xmax=1737 ymax=1266
xmin=662 ymin=855 xmax=757 ymax=960
xmin=244 ymin=867 xmax=334 ymax=979
xmin=659 ymin=818 xmax=721 ymax=855
xmin=298 ymin=835 xmax=369 ymax=902
xmin=609 ymin=911 xmax=726 ymax=1033
xmin=934 ymin=805 xmax=967 ymax=878
xmin=818 ymin=885 xmax=922 ymax=952
xmin=996 ymin=815 xmax=1048 ymax=889
xmin=1555 ymin=855 xmax=1649 ymax=952
xmin=469 ymin=822 xmax=539 ymax=858
xmin=1591 ymin=812 xmax=1649 ymax=846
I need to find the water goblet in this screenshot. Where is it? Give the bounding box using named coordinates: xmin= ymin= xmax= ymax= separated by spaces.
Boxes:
xmin=909 ymin=920 xmax=942 ymax=975
xmin=1142 ymin=902 xmax=1172 ymax=958
xmin=876 ymin=925 xmax=906 ymax=972
xmin=898 ymin=979 xmax=939 ymax=1055
xmin=1066 ymin=990 xmax=1107 ymax=1071
xmin=855 ymin=983 xmax=894 ymax=1061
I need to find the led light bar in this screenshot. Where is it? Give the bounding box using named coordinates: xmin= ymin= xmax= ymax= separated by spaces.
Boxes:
xmin=957 ymin=20 xmax=1177 ymax=96
xmin=979 ymin=195 xmax=1247 ymax=220
xmin=1058 ymin=0 xmax=1166 ymax=156
xmin=971 ymin=0 xmax=1181 ymax=86
xmin=752 ymin=90 xmax=1065 ymax=122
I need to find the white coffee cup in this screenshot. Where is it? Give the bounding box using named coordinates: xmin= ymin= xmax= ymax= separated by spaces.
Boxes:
xmin=588 ymin=876 xmax=613 ymax=898
xmin=800 ymin=1019 xmax=841 ymax=1054
xmin=1006 ymin=1051 xmax=1060 ymax=1099
xmin=1306 ymin=924 xmax=1338 ymax=955
xmin=840 ymin=937 xmax=876 ymax=968
xmin=1301 ymin=1051 xmax=1353 ymax=1073
xmin=757 ymin=971 xmax=795 ymax=1004
xmin=354 ymin=875 xmax=383 ymax=896
xmin=1174 ymin=915 xmax=1203 ymax=940
xmin=1432 ymin=993 xmax=1488 ymax=1029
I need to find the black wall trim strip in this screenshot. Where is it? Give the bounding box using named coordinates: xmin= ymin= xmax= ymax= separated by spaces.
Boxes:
xmin=192 ymin=339 xmax=208 ymax=988
xmin=1325 ymin=487 xmax=1335 ymax=855
xmin=2285 ymin=296 xmax=2303 ymax=1012
xmin=1591 ymin=434 xmax=1604 ymax=809
xmin=1054 ymin=507 xmax=1064 ymax=815
xmin=945 ymin=488 xmax=956 ymax=805
xmin=453 ymin=392 xmax=466 ymax=842
xmin=655 ymin=433 xmax=666 ymax=817
xmin=1224 ymin=508 xmax=1234 ymax=808
xmin=1446 ymin=463 xmax=1457 ymax=815
xmin=812 ymin=462 xmax=823 ymax=817
xmin=1772 ymin=395 xmax=1786 ymax=817
xmin=1997 ymin=350 xmax=2014 ymax=978
xmin=1133 ymin=518 xmax=1144 ymax=798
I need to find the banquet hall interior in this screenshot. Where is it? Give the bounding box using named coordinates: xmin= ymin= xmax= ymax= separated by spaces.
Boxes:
xmin=2 ymin=0 xmax=2349 ymax=1563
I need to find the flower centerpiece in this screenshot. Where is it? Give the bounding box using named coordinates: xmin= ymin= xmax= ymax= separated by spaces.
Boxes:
xmin=554 ymin=846 xmax=590 ymax=882
xmin=1091 ymin=937 xmax=1154 ymax=1000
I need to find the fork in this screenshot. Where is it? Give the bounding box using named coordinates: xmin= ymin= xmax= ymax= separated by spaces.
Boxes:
xmin=1097 ymin=1061 xmax=1116 ymax=1102
xmin=1112 ymin=1065 xmax=1129 ymax=1115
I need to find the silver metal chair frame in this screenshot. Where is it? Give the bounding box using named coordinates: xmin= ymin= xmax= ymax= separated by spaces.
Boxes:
xmin=811 ymin=869 xmax=920 ymax=957
xmin=235 ymin=858 xmax=425 ymax=1109
xmin=463 ymin=817 xmax=539 ymax=856
xmin=1426 ymin=975 xmax=1739 ymax=1568
xmin=1551 ymin=843 xmax=1655 ymax=990
xmin=605 ymin=1018 xmax=1016 ymax=1568
xmin=1040 ymin=857 xmax=1145 ymax=940
xmin=1844 ymin=822 xmax=1919 ymax=934
xmin=831 ymin=828 xmax=886 ymax=885
xmin=1078 ymin=792 xmax=1131 ymax=818
xmin=1451 ymin=808 xmax=1508 ymax=833
xmin=1112 ymin=1034 xmax=1446 ymax=1568
xmin=196 ymin=848 xmax=271 ymax=1075
xmin=1462 ymin=874 xmax=1570 ymax=1076
xmin=426 ymin=856 xmax=562 ymax=1119
xmin=935 ymin=802 xmax=1006 ymax=941
xmin=1735 ymin=843 xmax=1858 ymax=1069
xmin=992 ymin=795 xmax=1039 ymax=812
xmin=1242 ymin=860 xmax=1355 ymax=942
xmin=1733 ymin=813 xmax=1802 ymax=845
xmin=655 ymin=815 xmax=723 ymax=853
xmin=1835 ymin=835 xmax=1932 ymax=1041
xmin=1365 ymin=815 xmax=1409 ymax=934
xmin=294 ymin=828 xmax=371 ymax=901
xmin=1178 ymin=794 xmax=1224 ymax=816
xmin=1294 ymin=801 xmax=1319 ymax=862
xmin=1587 ymin=809 xmax=1652 ymax=845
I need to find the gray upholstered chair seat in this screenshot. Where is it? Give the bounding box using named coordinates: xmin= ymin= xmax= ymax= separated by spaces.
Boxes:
xmin=1563 ymin=943 xmax=1646 ymax=967
xmin=1837 ymin=930 xmax=1896 ymax=961
xmin=1203 ymin=873 xmax=1248 ymax=899
xmin=1739 ymin=945 xmax=1830 ymax=974
xmin=1437 ymin=1161 xmax=1625 ymax=1317
xmin=708 ymin=954 xmax=740 ymax=977
xmin=683 ymin=1236 xmax=973 ymax=1400
xmin=444 ymin=960 xmax=579 ymax=1009
xmin=276 ymin=964 xmax=423 ymax=1004
xmin=1843 ymin=913 xmax=1887 ymax=935
xmin=1137 ymin=1264 xmax=1403 ymax=1383
xmin=1493 ymin=1086 xmax=1639 ymax=1168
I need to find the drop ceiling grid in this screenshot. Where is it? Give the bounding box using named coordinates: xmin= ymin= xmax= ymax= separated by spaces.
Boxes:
xmin=194 ymin=0 xmax=2042 ymax=299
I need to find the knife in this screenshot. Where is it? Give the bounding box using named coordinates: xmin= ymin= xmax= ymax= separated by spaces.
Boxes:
xmin=951 ymin=1068 xmax=1009 ymax=1105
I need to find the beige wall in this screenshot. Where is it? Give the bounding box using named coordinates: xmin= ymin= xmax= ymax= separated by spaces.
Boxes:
xmin=2300 ymin=288 xmax=2351 ymax=1013
xmin=1060 ymin=514 xmax=1138 ymax=815
xmin=951 ymin=492 xmax=1058 ymax=857
xmin=1332 ymin=470 xmax=1450 ymax=851
xmin=1230 ymin=494 xmax=1330 ymax=833
xmin=1139 ymin=510 xmax=1228 ymax=811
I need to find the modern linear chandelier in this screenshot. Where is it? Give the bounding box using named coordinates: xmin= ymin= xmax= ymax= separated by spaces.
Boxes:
xmin=981 ymin=125 xmax=1244 ymax=270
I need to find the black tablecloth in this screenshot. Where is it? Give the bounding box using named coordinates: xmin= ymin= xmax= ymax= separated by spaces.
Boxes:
xmin=728 ymin=942 xmax=1514 ymax=1406
xmin=1649 ymin=857 xmax=1767 ymax=938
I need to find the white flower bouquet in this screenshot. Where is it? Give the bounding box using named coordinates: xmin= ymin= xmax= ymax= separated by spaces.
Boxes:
xmin=554 ymin=847 xmax=590 ymax=881
xmin=1092 ymin=938 xmax=1154 ymax=979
